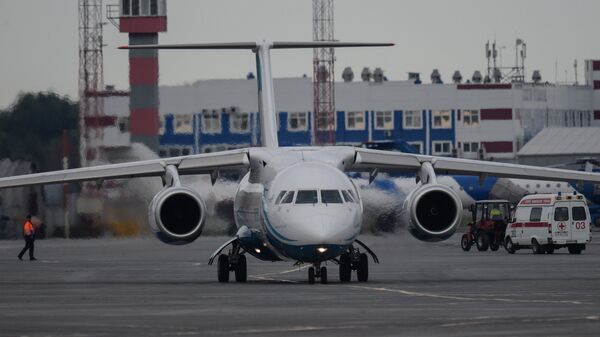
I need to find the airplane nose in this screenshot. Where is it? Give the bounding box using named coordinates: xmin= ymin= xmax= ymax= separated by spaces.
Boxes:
xmin=307 ymin=214 xmax=351 ymax=243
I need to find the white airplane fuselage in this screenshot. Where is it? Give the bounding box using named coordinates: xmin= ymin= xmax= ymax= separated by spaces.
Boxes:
xmin=233 ymin=147 xmax=362 ymax=263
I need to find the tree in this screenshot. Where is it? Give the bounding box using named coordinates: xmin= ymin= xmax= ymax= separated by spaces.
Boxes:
xmin=0 ymin=92 xmax=80 ymax=172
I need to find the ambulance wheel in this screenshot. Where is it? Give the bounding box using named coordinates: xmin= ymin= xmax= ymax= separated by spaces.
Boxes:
xmin=320 ymin=267 xmax=328 ymax=284
xmin=505 ymin=237 xmax=516 ymax=254
xmin=217 ymin=254 xmax=230 ymax=283
xmin=339 ymin=254 xmax=352 ymax=282
xmin=357 ymin=253 xmax=369 ymax=282
xmin=476 ymin=234 xmax=489 ymax=251
xmin=308 ymin=267 xmax=316 ymax=284
xmin=545 ymin=245 xmax=555 ymax=254
xmin=234 ymin=254 xmax=247 ymax=282
xmin=568 ymin=245 xmax=582 ymax=255
xmin=461 ymin=234 xmax=471 ymax=252
xmin=531 ymin=239 xmax=544 ymax=255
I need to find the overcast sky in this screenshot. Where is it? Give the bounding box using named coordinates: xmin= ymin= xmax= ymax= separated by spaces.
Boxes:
xmin=1 ymin=0 xmax=600 ymax=109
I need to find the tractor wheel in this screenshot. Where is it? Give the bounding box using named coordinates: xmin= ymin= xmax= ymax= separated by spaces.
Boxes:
xmin=476 ymin=234 xmax=489 ymax=251
xmin=461 ymin=234 xmax=471 ymax=252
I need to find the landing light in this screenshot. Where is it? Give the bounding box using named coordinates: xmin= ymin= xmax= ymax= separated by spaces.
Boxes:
xmin=254 ymin=248 xmax=261 ymax=254
xmin=317 ymin=247 xmax=328 ymax=253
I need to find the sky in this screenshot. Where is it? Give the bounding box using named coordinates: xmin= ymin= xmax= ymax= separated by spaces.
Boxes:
xmin=1 ymin=0 xmax=600 ymax=109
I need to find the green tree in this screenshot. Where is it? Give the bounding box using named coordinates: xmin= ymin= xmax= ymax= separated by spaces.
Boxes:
xmin=0 ymin=92 xmax=80 ymax=172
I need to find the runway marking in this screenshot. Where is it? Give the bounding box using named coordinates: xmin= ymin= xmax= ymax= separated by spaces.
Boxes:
xmin=345 ymin=285 xmax=586 ymax=305
xmin=442 ymin=315 xmax=600 ymax=327
xmin=249 ymin=265 xmax=308 ymax=283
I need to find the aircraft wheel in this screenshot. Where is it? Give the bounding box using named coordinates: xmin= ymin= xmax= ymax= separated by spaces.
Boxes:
xmin=320 ymin=267 xmax=328 ymax=284
xmin=531 ymin=239 xmax=544 ymax=255
xmin=357 ymin=253 xmax=369 ymax=282
xmin=217 ymin=254 xmax=230 ymax=283
xmin=505 ymin=237 xmax=516 ymax=254
xmin=234 ymin=254 xmax=247 ymax=282
xmin=339 ymin=254 xmax=352 ymax=282
xmin=460 ymin=234 xmax=471 ymax=252
xmin=476 ymin=233 xmax=489 ymax=251
xmin=308 ymin=267 xmax=315 ymax=284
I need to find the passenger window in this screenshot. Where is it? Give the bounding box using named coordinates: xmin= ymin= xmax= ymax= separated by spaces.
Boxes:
xmin=342 ymin=190 xmax=354 ymax=203
xmin=295 ymin=190 xmax=318 ymax=204
xmin=281 ymin=191 xmax=295 ymax=204
xmin=554 ymin=207 xmax=569 ymax=221
xmin=529 ymin=208 xmax=542 ymax=222
xmin=572 ymin=207 xmax=587 ymax=221
xmin=321 ymin=190 xmax=343 ymax=204
xmin=275 ymin=191 xmax=287 ymax=204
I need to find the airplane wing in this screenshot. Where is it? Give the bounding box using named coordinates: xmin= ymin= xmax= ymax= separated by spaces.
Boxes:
xmin=0 ymin=149 xmax=249 ymax=189
xmin=351 ymin=148 xmax=600 ymax=183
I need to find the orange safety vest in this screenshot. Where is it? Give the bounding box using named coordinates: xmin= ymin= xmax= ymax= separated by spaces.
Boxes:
xmin=23 ymin=221 xmax=35 ymax=236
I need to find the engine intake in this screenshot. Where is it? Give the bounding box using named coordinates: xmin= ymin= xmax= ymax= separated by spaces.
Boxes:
xmin=401 ymin=184 xmax=462 ymax=242
xmin=148 ymin=186 xmax=206 ymax=245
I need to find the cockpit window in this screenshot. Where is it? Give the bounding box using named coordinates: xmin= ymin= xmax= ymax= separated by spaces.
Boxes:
xmin=296 ymin=190 xmax=318 ymax=204
xmin=280 ymin=191 xmax=295 ymax=204
xmin=275 ymin=191 xmax=287 ymax=204
xmin=341 ymin=190 xmax=354 ymax=203
xmin=321 ymin=190 xmax=343 ymax=204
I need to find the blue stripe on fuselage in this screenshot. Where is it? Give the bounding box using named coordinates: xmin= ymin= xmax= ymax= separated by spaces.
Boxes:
xmin=453 ymin=176 xmax=498 ymax=201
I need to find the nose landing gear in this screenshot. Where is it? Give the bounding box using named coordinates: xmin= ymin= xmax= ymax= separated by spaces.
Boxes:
xmin=308 ymin=263 xmax=328 ymax=284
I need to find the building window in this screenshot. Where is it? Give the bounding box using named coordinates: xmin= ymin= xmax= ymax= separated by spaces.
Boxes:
xmin=117 ymin=117 xmax=129 ymax=133
xmin=375 ymin=111 xmax=394 ymax=130
xmin=202 ymin=110 xmax=221 ymax=134
xmin=169 ymin=148 xmax=181 ymax=157
xmin=346 ymin=111 xmax=365 ymax=130
xmin=158 ymin=149 xmax=167 ymax=158
xmin=432 ymin=110 xmax=452 ymax=129
xmin=288 ymin=112 xmax=308 ymax=131
xmin=174 ymin=115 xmax=192 ymax=134
xmin=463 ymin=110 xmax=479 ymax=126
xmin=407 ymin=141 xmax=423 ymax=154
xmin=403 ymin=110 xmax=422 ymax=129
xmin=463 ymin=142 xmax=480 ymax=153
xmin=230 ymin=111 xmax=250 ymax=133
xmin=158 ymin=116 xmax=165 ymax=135
xmin=433 ymin=141 xmax=452 ymax=155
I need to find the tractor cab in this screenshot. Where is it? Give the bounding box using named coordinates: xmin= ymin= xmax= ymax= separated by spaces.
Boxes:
xmin=461 ymin=200 xmax=511 ymax=252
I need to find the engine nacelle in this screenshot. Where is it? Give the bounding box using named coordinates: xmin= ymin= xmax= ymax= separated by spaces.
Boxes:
xmin=401 ymin=183 xmax=462 ymax=242
xmin=148 ymin=186 xmax=207 ymax=245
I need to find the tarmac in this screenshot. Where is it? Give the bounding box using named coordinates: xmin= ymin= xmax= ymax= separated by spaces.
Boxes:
xmin=1 ymin=233 xmax=599 ymax=337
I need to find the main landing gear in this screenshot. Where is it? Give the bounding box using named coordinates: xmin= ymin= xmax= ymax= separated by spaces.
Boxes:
xmin=209 ymin=238 xmax=247 ymax=283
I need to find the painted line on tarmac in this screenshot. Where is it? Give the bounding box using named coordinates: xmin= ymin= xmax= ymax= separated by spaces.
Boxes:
xmin=249 ymin=265 xmax=309 ymax=283
xmin=345 ymin=285 xmax=586 ymax=305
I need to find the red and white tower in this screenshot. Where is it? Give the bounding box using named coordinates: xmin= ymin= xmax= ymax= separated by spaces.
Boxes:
xmin=312 ymin=0 xmax=336 ymax=145
xmin=117 ymin=0 xmax=167 ymax=151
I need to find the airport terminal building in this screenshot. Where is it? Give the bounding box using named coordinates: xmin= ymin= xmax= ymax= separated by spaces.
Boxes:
xmin=103 ymin=60 xmax=600 ymax=162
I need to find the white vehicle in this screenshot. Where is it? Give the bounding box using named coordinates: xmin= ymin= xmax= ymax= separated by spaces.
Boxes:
xmin=504 ymin=193 xmax=592 ymax=254
xmin=1 ymin=40 xmax=600 ymax=284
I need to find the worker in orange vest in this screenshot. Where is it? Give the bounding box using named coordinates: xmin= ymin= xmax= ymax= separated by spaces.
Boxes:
xmin=18 ymin=215 xmax=37 ymax=261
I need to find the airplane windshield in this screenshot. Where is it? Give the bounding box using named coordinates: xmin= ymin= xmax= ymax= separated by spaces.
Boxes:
xmin=321 ymin=190 xmax=343 ymax=204
xmin=295 ymin=190 xmax=318 ymax=204
xmin=341 ymin=190 xmax=354 ymax=203
xmin=280 ymin=191 xmax=295 ymax=204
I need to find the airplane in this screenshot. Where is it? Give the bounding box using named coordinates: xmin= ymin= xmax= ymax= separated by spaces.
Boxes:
xmin=1 ymin=40 xmax=600 ymax=285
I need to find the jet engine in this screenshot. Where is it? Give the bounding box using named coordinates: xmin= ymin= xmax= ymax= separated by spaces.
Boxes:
xmin=401 ymin=183 xmax=462 ymax=242
xmin=148 ymin=186 xmax=207 ymax=245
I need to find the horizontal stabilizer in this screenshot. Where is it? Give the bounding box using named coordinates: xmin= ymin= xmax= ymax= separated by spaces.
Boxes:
xmin=119 ymin=41 xmax=394 ymax=50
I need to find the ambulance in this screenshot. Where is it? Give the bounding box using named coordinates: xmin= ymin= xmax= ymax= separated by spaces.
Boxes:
xmin=504 ymin=192 xmax=591 ymax=254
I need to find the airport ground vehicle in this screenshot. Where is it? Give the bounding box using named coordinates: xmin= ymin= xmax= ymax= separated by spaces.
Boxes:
xmin=504 ymin=193 xmax=592 ymax=254
xmin=461 ymin=200 xmax=510 ymax=252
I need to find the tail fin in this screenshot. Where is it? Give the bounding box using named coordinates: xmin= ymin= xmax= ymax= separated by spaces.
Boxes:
xmin=120 ymin=41 xmax=394 ymax=148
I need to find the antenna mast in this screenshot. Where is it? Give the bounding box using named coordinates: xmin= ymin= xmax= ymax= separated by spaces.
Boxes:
xmin=312 ymin=0 xmax=336 ymax=145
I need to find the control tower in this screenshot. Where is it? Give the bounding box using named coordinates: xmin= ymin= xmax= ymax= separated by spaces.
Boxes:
xmin=117 ymin=0 xmax=167 ymax=151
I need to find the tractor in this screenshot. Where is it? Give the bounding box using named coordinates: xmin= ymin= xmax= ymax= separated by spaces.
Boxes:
xmin=461 ymin=200 xmax=511 ymax=252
